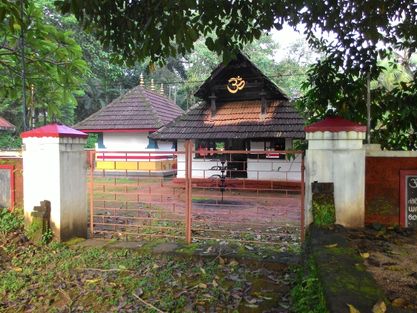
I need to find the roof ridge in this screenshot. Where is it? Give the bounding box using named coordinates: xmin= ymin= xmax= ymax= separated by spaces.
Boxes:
xmin=73 ymin=85 xmax=141 ymax=128
xmin=141 ymin=88 xmax=164 ymax=128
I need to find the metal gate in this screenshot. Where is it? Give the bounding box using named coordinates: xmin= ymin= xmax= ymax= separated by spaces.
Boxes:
xmin=88 ymin=143 xmax=304 ymax=246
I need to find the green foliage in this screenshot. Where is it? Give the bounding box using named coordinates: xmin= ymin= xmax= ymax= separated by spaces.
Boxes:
xmin=0 ymin=1 xmax=88 ymax=129
xmin=312 ymin=195 xmax=336 ymax=227
xmin=0 ymin=133 xmax=21 ymax=149
xmin=41 ymin=228 xmax=53 ymax=245
xmin=0 ymin=208 xmax=23 ymax=234
xmin=291 ymin=258 xmax=329 ymax=313
xmin=85 ymin=133 xmax=97 ymax=149
xmin=57 ymin=0 xmax=417 ymax=149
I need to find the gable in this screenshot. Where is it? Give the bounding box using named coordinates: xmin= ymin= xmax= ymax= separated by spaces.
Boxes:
xmin=195 ymin=52 xmax=288 ymax=102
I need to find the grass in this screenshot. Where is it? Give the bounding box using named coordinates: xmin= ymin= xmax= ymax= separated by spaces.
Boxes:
xmin=0 ymin=208 xmax=23 ymax=234
xmin=0 ymin=210 xmax=296 ymax=313
xmin=290 ymin=257 xmax=329 ymax=313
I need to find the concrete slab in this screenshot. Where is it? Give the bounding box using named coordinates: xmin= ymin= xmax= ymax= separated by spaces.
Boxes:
xmin=74 ymin=239 xmax=110 ymax=248
xmin=106 ymin=241 xmax=144 ymax=250
xmin=152 ymin=242 xmax=179 ymax=253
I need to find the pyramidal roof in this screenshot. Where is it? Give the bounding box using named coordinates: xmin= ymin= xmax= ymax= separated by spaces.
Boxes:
xmin=74 ymin=86 xmax=184 ymax=132
xmin=0 ymin=116 xmax=15 ymax=131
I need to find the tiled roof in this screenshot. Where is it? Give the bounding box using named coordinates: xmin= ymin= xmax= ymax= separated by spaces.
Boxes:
xmin=151 ymin=100 xmax=305 ymax=140
xmin=74 ymin=86 xmax=184 ymax=131
xmin=0 ymin=117 xmax=15 ymax=131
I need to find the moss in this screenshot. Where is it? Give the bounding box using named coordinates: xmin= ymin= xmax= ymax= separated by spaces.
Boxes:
xmin=64 ymin=237 xmax=86 ymax=246
xmin=176 ymin=243 xmax=199 ymax=255
xmin=312 ymin=194 xmax=336 ymax=227
xmin=25 ymin=219 xmax=43 ymax=244
xmin=367 ymin=198 xmax=398 ymax=215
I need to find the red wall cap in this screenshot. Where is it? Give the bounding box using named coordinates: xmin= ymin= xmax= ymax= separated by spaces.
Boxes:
xmin=304 ymin=116 xmax=367 ymax=132
xmin=21 ymin=123 xmax=88 ymax=139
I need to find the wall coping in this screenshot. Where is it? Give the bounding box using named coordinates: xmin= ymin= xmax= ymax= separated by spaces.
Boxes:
xmin=305 ymin=116 xmax=367 ymax=133
xmin=366 ymin=150 xmax=417 ymax=157
xmin=21 ymin=123 xmax=88 ymax=139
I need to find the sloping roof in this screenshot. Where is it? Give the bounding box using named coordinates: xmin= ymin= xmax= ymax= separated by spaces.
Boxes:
xmin=0 ymin=117 xmax=15 ymax=131
xmin=151 ymin=100 xmax=305 ymax=140
xmin=195 ymin=52 xmax=289 ymax=100
xmin=21 ymin=123 xmax=88 ymax=138
xmin=74 ymin=86 xmax=184 ymax=131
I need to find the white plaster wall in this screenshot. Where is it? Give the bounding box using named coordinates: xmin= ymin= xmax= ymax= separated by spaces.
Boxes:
xmin=305 ymin=131 xmax=366 ymax=228
xmin=59 ymin=139 xmax=87 ymax=241
xmin=158 ymin=141 xmax=175 ymax=151
xmin=247 ymin=156 xmax=301 ymax=181
xmin=102 ymin=132 xmax=149 ymax=150
xmin=23 ymin=137 xmax=61 ymax=229
xmin=23 ymin=136 xmax=87 ymax=241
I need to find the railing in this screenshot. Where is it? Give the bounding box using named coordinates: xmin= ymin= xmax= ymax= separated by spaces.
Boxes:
xmin=87 ymin=144 xmax=305 ymax=247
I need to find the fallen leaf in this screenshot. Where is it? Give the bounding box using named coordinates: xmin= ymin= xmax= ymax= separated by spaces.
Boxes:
xmin=245 ymin=304 xmax=259 ymax=308
xmin=347 ymin=304 xmax=360 ymax=313
xmin=200 ymin=267 xmax=206 ymax=275
xmin=198 ymin=283 xmax=207 ymax=289
xmin=325 ymin=243 xmax=338 ymax=248
xmin=229 ymin=259 xmax=239 ymax=267
xmin=12 ymin=267 xmax=22 ymax=272
xmin=152 ymin=263 xmax=159 ymax=269
xmin=372 ymin=301 xmax=386 ymax=313
xmin=360 ymin=252 xmax=370 ymax=259
xmin=85 ymin=279 xmax=100 ymax=284
xmin=212 ymin=280 xmax=218 ymax=288
xmin=218 ymin=257 xmax=225 ymax=266
xmin=392 ymin=298 xmax=406 ymax=307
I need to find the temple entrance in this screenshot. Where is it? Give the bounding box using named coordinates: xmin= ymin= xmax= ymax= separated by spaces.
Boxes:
xmin=225 ymin=139 xmax=248 ymax=178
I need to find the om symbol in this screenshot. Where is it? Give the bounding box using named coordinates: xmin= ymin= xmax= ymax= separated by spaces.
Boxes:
xmin=227 ymin=76 xmax=245 ymax=94
xmin=409 ymin=177 xmax=417 ymax=188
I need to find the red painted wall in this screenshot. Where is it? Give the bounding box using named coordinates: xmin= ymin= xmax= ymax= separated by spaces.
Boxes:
xmin=365 ymin=157 xmax=417 ymax=225
xmin=0 ymin=157 xmax=23 ymax=210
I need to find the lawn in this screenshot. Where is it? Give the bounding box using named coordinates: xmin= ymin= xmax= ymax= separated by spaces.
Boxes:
xmin=0 ymin=209 xmax=300 ymax=313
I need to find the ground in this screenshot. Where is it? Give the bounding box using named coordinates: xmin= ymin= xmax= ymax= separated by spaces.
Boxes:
xmin=0 ymin=227 xmax=299 ymax=313
xmin=346 ymin=226 xmax=417 ymax=311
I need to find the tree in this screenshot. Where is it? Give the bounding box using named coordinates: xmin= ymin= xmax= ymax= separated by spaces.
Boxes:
xmin=57 ymin=1 xmax=417 ymax=149
xmin=0 ymin=1 xmax=88 ymax=129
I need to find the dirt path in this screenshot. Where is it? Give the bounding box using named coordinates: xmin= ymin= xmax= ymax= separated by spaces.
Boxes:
xmin=347 ymin=227 xmax=417 ymax=311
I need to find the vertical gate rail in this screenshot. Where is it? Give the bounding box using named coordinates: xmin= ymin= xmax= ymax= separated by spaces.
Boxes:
xmin=188 ymin=149 xmax=304 ymax=246
xmin=89 ymin=150 xmax=95 ymax=238
xmin=185 ymin=140 xmax=193 ymax=244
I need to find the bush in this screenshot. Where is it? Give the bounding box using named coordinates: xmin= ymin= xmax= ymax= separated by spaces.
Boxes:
xmin=0 ymin=134 xmax=22 ymax=150
xmin=0 ymin=208 xmax=23 ymax=234
xmin=291 ymin=257 xmax=328 ymax=313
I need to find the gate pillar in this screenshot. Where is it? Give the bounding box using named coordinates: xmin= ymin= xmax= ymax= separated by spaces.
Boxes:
xmin=304 ymin=117 xmax=366 ymax=227
xmin=21 ymin=124 xmax=88 ymax=241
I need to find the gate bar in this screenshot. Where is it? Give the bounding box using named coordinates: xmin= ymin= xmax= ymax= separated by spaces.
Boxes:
xmin=89 ymin=150 xmax=95 ymax=238
xmin=301 ymin=155 xmax=305 ymax=242
xmin=185 ymin=140 xmax=193 ymax=244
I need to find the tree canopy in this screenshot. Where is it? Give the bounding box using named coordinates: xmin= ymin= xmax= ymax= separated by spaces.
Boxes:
xmin=57 ymin=0 xmax=417 ymax=149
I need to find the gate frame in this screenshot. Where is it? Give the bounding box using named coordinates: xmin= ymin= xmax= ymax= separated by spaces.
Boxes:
xmin=0 ymin=164 xmax=15 ymax=211
xmin=88 ymin=147 xmax=306 ymax=243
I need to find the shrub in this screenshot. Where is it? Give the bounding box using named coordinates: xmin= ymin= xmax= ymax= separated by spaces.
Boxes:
xmin=0 ymin=208 xmax=23 ymax=234
xmin=291 ymin=257 xmax=329 ymax=313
